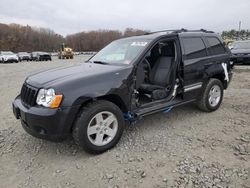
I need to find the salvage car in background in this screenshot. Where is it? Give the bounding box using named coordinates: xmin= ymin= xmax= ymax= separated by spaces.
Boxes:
xmin=31 ymin=52 xmax=39 ymax=61
xmin=0 ymin=51 xmax=19 ymax=63
xmin=31 ymin=51 xmax=52 ymax=61
xmin=37 ymin=52 xmax=52 ymax=61
xmin=230 ymin=40 xmax=250 ymax=64
xmin=18 ymin=52 xmax=31 ymax=61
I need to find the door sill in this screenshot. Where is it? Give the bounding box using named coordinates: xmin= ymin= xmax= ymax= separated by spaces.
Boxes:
xmin=134 ymin=98 xmax=195 ymax=117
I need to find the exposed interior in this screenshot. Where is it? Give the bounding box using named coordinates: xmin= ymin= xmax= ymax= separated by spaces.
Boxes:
xmin=135 ymin=40 xmax=176 ymax=105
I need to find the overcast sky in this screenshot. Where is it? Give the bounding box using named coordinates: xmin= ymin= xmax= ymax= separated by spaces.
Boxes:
xmin=0 ymin=0 xmax=249 ymax=36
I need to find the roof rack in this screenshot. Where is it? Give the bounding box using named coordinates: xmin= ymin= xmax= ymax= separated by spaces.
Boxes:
xmin=145 ymin=28 xmax=214 ymax=35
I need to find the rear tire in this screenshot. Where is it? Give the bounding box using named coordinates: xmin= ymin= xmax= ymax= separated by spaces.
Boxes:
xmin=73 ymin=100 xmax=125 ymax=154
xmin=196 ymin=78 xmax=224 ymax=112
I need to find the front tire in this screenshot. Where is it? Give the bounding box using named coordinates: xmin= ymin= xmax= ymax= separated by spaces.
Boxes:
xmin=73 ymin=100 xmax=125 ymax=154
xmin=196 ymin=78 xmax=224 ymax=112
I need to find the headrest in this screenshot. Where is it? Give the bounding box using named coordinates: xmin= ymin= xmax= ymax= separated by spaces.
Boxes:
xmin=161 ymin=44 xmax=174 ymax=57
xmin=151 ymin=44 xmax=160 ymax=57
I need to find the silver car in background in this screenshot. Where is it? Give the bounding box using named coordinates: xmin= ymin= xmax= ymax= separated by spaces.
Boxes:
xmin=18 ymin=52 xmax=31 ymax=61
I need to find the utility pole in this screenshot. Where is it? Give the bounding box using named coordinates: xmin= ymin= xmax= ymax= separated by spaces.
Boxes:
xmin=238 ymin=21 xmax=241 ymax=39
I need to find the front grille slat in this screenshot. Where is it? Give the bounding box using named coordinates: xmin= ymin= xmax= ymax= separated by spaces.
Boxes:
xmin=24 ymin=87 xmax=29 ymax=101
xmin=26 ymin=88 xmax=32 ymax=104
xmin=29 ymin=90 xmax=35 ymax=105
xmin=31 ymin=93 xmax=37 ymax=106
xmin=20 ymin=86 xmax=24 ymax=99
xmin=20 ymin=84 xmax=38 ymax=107
xmin=22 ymin=85 xmax=27 ymax=99
xmin=23 ymin=87 xmax=28 ymax=103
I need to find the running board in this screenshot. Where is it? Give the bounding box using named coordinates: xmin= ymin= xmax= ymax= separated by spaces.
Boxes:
xmin=134 ymin=99 xmax=196 ymax=117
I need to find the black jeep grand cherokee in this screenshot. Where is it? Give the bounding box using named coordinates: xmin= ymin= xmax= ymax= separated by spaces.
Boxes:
xmin=13 ymin=29 xmax=233 ymax=154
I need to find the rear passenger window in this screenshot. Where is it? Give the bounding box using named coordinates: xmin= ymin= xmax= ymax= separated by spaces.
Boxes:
xmin=182 ymin=37 xmax=207 ymax=59
xmin=207 ymin=37 xmax=226 ymax=55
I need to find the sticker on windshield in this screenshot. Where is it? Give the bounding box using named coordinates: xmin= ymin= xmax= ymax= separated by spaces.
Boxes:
xmin=131 ymin=42 xmax=148 ymax=46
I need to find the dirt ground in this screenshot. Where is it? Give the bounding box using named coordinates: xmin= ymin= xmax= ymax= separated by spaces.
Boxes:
xmin=0 ymin=56 xmax=249 ymax=188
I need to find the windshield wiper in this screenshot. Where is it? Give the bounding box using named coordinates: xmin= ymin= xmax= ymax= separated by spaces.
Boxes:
xmin=92 ymin=61 xmax=109 ymax=65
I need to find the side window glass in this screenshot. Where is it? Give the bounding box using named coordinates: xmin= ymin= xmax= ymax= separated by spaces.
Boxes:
xmin=207 ymin=37 xmax=226 ymax=55
xmin=182 ymin=37 xmax=207 ymax=59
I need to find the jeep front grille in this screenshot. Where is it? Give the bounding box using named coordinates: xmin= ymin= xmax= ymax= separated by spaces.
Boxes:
xmin=20 ymin=84 xmax=38 ymax=107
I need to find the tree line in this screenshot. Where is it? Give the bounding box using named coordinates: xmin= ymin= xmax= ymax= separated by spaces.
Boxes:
xmin=1 ymin=22 xmax=249 ymax=53
xmin=0 ymin=23 xmax=148 ymax=52
xmin=222 ymin=29 xmax=250 ymax=40
xmin=0 ymin=23 xmax=63 ymax=52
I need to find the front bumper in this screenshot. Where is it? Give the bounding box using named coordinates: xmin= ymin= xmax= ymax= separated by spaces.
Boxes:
xmin=3 ymin=58 xmax=18 ymax=63
xmin=12 ymin=95 xmax=79 ymax=141
xmin=20 ymin=56 xmax=30 ymax=61
xmin=39 ymin=56 xmax=51 ymax=60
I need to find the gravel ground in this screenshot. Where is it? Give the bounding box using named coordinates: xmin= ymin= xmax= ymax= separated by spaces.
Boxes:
xmin=0 ymin=56 xmax=249 ymax=188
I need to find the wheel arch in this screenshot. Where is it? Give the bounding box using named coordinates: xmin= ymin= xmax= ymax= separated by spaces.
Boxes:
xmin=205 ymin=64 xmax=228 ymax=89
xmin=72 ymin=93 xmax=128 ymax=113
xmin=210 ymin=73 xmax=227 ymax=89
xmin=69 ymin=94 xmax=128 ymax=133
xmin=97 ymin=94 xmax=128 ymax=113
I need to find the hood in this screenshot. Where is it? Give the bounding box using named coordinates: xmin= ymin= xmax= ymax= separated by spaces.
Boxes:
xmin=231 ymin=48 xmax=250 ymax=54
xmin=26 ymin=63 xmax=127 ymax=87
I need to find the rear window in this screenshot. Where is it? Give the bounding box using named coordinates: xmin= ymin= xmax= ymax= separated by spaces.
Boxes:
xmin=182 ymin=37 xmax=207 ymax=59
xmin=207 ymin=37 xmax=226 ymax=55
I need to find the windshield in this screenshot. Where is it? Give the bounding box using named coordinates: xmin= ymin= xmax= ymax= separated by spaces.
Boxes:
xmin=90 ymin=38 xmax=150 ymax=65
xmin=232 ymin=41 xmax=250 ymax=49
xmin=1 ymin=51 xmax=14 ymax=55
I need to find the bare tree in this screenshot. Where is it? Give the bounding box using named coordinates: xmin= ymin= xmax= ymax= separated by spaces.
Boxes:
xmin=0 ymin=23 xmax=63 ymax=52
